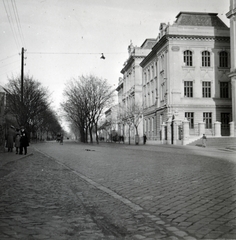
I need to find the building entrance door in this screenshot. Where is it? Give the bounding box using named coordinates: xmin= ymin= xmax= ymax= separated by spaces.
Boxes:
xmin=221 ymin=113 xmax=230 ymax=136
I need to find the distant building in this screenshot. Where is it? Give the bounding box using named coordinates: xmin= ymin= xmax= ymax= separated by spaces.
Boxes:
xmin=98 ymin=105 xmax=119 ymax=142
xmin=117 ymin=40 xmax=156 ymax=143
xmin=140 ymin=12 xmax=231 ymax=144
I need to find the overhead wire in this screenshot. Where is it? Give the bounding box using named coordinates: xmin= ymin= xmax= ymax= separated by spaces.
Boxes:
xmin=0 ymin=60 xmax=19 ymax=69
xmin=27 ymin=51 xmax=127 ymax=55
xmin=1 ymin=0 xmax=26 ymax=81
xmin=0 ymin=53 xmax=19 ymax=63
xmin=11 ymin=0 xmax=25 ymax=47
xmin=2 ymin=0 xmax=21 ymax=50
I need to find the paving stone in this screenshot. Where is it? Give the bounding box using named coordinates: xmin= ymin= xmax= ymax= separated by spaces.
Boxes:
xmin=2 ymin=141 xmax=236 ymax=239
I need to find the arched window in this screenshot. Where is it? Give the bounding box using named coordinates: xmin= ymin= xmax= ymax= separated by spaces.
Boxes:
xmin=219 ymin=51 xmax=228 ymax=68
xmin=202 ymin=51 xmax=211 ymax=67
xmin=183 ymin=50 xmax=193 ymax=66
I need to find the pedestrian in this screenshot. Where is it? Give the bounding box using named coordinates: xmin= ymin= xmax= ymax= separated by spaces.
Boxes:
xmin=19 ymin=126 xmax=29 ymax=155
xmin=60 ymin=133 xmax=63 ymax=145
xmin=143 ymin=134 xmax=147 ymax=145
xmin=15 ymin=128 xmax=21 ymax=154
xmin=202 ymin=134 xmax=207 ymax=147
xmin=6 ymin=126 xmax=15 ymax=152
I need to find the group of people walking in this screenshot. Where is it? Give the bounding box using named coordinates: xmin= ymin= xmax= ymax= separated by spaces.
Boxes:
xmin=5 ymin=126 xmax=29 ymax=155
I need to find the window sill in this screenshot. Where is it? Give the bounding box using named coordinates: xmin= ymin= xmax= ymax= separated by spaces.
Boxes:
xmin=218 ymin=67 xmax=230 ymax=70
xmin=182 ymin=66 xmax=195 ymax=69
xmin=200 ymin=67 xmax=213 ymax=71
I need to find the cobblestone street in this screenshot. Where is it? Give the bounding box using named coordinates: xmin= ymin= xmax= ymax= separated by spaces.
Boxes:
xmin=0 ymin=141 xmax=236 ymax=239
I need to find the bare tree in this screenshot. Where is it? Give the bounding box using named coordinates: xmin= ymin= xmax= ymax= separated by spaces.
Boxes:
xmin=62 ymin=75 xmax=114 ymax=143
xmin=121 ymin=102 xmax=143 ymax=144
xmin=4 ymin=75 xmax=51 ymax=134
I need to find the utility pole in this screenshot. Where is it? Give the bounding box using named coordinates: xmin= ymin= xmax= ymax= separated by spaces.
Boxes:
xmin=21 ymin=47 xmax=24 ymax=103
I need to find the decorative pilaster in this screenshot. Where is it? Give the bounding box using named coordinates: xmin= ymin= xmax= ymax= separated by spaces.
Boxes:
xmin=230 ymin=121 xmax=235 ymax=137
xmin=229 ymin=76 xmax=236 ymax=136
xmin=173 ymin=119 xmax=181 ymax=145
xmin=214 ymin=121 xmax=221 ymax=137
xmin=161 ymin=122 xmax=166 ymax=143
xmin=182 ymin=118 xmax=189 ymax=146
xmin=166 ymin=117 xmax=172 ymax=145
xmin=198 ymin=122 xmax=205 ymax=136
xmin=227 ymin=0 xmax=236 ymax=136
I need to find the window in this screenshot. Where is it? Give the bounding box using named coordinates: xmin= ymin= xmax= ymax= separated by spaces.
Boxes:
xmin=219 ymin=51 xmax=228 ymax=68
xmin=185 ymin=112 xmax=194 ymax=129
xmin=183 ymin=50 xmax=193 ymax=66
xmin=202 ymin=51 xmax=210 ymax=67
xmin=202 ymin=82 xmax=211 ymax=98
xmin=148 ymin=69 xmax=150 ymax=82
xmin=203 ymin=112 xmax=212 ymax=129
xmin=144 ymin=72 xmax=147 ymax=85
xmin=220 ymin=82 xmax=229 ymax=98
xmin=160 ymin=55 xmax=164 ymax=71
xmin=151 ymin=117 xmax=154 ymax=132
xmin=184 ymin=81 xmax=193 ymax=97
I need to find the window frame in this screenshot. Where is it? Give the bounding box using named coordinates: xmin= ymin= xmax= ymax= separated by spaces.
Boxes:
xmin=183 ymin=50 xmax=193 ymax=66
xmin=220 ymin=82 xmax=229 ymax=98
xmin=202 ymin=81 xmax=211 ymax=98
xmin=202 ymin=51 xmax=211 ymax=67
xmin=203 ymin=112 xmax=212 ymax=129
xmin=185 ymin=112 xmax=194 ymax=129
xmin=219 ymin=51 xmax=228 ymax=68
xmin=184 ymin=81 xmax=193 ymax=98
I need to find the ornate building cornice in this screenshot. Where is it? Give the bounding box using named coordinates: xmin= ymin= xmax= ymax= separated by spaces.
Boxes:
xmin=167 ymin=35 xmax=230 ymax=42
xmin=140 ymin=34 xmax=230 ymax=68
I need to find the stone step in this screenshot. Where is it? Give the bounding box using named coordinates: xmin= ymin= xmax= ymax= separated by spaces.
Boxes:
xmin=188 ymin=137 xmax=236 ymax=148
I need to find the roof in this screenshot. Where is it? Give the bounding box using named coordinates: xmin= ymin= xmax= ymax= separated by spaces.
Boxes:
xmin=175 ymin=12 xmax=228 ymax=28
xmin=140 ymin=38 xmax=157 ymax=49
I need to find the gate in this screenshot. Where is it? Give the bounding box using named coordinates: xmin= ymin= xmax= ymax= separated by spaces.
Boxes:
xmin=221 ymin=113 xmax=230 ymax=136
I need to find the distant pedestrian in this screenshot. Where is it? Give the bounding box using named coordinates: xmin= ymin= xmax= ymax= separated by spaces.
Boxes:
xmin=15 ymin=128 xmax=21 ymax=154
xmin=60 ymin=133 xmax=63 ymax=145
xmin=143 ymin=134 xmax=147 ymax=145
xmin=57 ymin=133 xmax=61 ymax=142
xmin=6 ymin=126 xmax=15 ymax=152
xmin=202 ymin=134 xmax=207 ymax=147
xmin=19 ymin=126 xmax=29 ymax=155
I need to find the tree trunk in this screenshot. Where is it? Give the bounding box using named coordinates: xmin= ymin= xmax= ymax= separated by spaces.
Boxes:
xmin=79 ymin=126 xmax=85 ymax=143
xmin=89 ymin=126 xmax=93 ymax=143
xmin=95 ymin=123 xmax=99 ymax=144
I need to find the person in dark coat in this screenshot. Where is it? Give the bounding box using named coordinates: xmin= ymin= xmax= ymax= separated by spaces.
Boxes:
xmin=19 ymin=126 xmax=29 ymax=155
xmin=6 ymin=126 xmax=15 ymax=152
xmin=143 ymin=134 xmax=147 ymax=145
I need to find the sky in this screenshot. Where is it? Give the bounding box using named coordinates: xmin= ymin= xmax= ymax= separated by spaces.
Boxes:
xmin=0 ymin=0 xmax=230 ymax=130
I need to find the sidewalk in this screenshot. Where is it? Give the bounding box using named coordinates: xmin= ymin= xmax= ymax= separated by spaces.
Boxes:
xmin=0 ymin=147 xmax=115 ymax=240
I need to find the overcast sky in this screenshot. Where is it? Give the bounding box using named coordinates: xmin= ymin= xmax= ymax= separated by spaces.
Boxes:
xmin=0 ymin=0 xmax=230 ymax=128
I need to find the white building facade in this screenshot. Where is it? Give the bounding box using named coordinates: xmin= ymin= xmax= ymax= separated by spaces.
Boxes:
xmin=140 ymin=12 xmax=231 ymax=144
xmin=117 ymin=40 xmax=156 ymax=143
